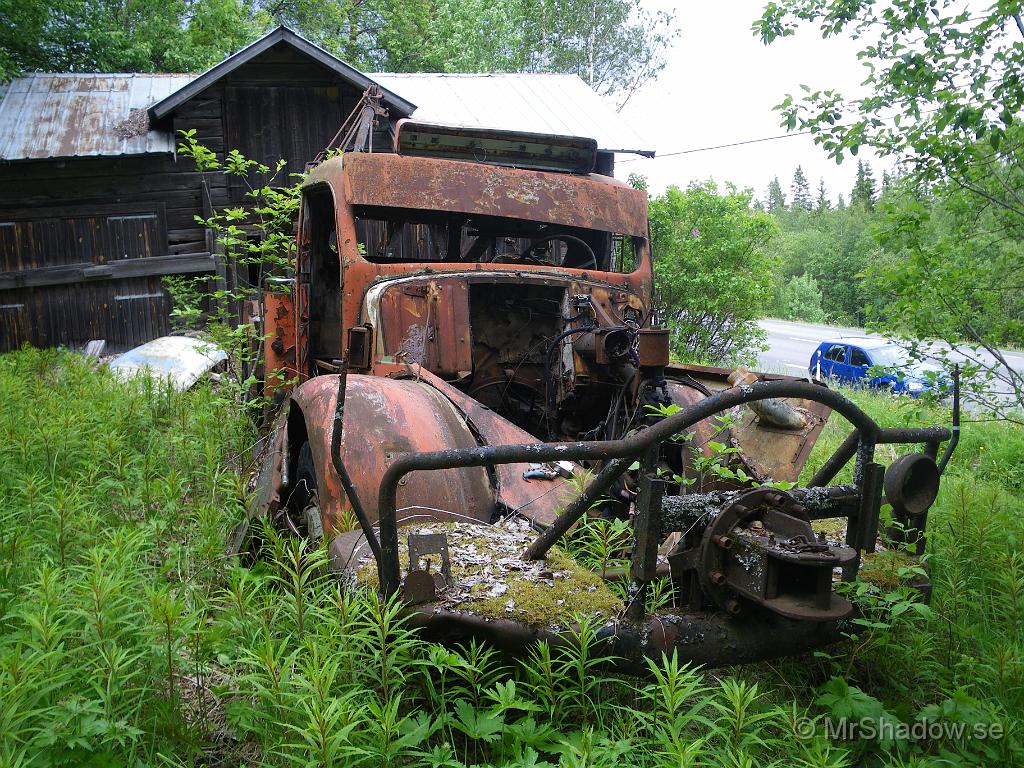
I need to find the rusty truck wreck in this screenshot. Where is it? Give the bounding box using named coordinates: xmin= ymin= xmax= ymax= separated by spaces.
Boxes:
xmin=247 ymin=121 xmax=959 ymax=669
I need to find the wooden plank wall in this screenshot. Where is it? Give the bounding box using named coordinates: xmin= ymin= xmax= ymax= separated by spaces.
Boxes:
xmin=218 ymin=44 xmax=363 ymax=199
xmin=0 ymin=40 xmax=369 ymax=353
xmin=0 ymin=154 xmax=216 ymax=352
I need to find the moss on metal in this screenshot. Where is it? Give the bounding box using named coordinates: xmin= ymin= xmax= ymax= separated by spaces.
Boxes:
xmin=355 ymin=518 xmax=623 ymax=627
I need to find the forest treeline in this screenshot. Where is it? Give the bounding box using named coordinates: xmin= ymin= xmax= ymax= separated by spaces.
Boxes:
xmin=0 ymin=0 xmax=675 ymax=105
xmin=763 ymin=160 xmax=905 ymax=329
xmin=645 ymin=156 xmax=1024 ymax=371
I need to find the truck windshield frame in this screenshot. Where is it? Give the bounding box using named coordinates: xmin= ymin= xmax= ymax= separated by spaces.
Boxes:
xmin=352 ymin=204 xmax=643 ymax=273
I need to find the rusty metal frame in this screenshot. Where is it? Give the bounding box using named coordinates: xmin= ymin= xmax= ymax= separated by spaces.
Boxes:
xmin=372 ymin=379 xmax=954 ymax=597
xmin=288 ymin=154 xmax=656 ymax=385
xmin=407 ymin=605 xmax=847 ymax=673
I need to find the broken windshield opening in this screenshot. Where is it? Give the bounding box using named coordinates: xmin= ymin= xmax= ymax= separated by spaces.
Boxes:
xmin=353 ymin=205 xmax=639 ymax=272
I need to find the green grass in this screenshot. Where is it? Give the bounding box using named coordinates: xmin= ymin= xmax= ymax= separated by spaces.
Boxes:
xmin=0 ymin=347 xmax=1021 ymax=766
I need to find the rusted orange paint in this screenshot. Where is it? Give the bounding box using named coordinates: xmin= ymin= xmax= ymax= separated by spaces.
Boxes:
xmin=258 ymin=150 xmax=828 ymax=540
xmin=263 ymin=289 xmax=297 ymax=394
xmin=291 ymin=374 xmax=494 ymax=531
xmin=268 ymin=152 xmax=652 ymax=384
xmin=340 ymin=152 xmax=648 ymax=236
xmin=411 ymin=366 xmax=578 ymax=528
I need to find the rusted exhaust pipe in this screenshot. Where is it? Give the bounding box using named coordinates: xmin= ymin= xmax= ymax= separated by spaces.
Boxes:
xmin=728 ymin=367 xmax=807 ymax=430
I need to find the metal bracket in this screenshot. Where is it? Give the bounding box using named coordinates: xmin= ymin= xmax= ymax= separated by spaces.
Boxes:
xmin=404 ymin=533 xmax=453 ymax=604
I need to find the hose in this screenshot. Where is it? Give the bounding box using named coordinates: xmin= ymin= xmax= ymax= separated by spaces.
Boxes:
xmin=543 ymin=324 xmax=595 ymax=417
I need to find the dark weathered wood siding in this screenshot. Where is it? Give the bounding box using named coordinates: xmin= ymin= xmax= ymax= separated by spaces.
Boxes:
xmin=0 ymin=41 xmax=368 ymax=353
xmin=0 ymin=154 xmax=216 ymax=351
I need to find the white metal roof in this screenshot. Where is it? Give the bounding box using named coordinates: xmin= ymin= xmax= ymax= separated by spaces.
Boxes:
xmin=0 ymin=73 xmax=192 ymax=160
xmin=372 ymin=72 xmax=654 ymax=156
xmin=0 ymin=61 xmax=653 ymax=160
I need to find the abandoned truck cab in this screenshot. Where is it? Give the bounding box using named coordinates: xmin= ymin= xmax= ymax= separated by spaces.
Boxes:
xmin=250 ymin=122 xmax=959 ymax=669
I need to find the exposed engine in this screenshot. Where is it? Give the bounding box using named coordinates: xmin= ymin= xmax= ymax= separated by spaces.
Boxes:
xmin=463 ymin=282 xmax=661 ymax=444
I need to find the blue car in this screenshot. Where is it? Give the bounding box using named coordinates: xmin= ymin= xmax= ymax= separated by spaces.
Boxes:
xmin=809 ymin=338 xmax=946 ymax=397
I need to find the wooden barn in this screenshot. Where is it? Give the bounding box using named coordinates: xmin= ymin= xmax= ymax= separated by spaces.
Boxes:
xmin=0 ymin=27 xmax=652 ymax=353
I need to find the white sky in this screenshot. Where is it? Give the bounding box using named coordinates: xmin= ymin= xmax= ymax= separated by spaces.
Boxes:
xmin=615 ymin=1 xmax=887 ymax=203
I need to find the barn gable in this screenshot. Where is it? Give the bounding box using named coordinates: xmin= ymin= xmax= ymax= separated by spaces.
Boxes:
xmin=148 ymin=26 xmax=415 ymax=121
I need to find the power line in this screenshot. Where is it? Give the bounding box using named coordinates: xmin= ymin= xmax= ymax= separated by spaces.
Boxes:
xmin=622 ymin=100 xmax=959 ymax=162
xmin=618 ymin=130 xmax=815 ymax=163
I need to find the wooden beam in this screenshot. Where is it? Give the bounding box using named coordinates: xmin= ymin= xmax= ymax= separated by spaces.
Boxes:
xmin=0 ymin=253 xmax=215 ymax=291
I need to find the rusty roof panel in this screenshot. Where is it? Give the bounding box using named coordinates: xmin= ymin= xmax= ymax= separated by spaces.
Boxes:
xmin=334 ymin=152 xmax=649 ymax=236
xmin=0 ymin=73 xmax=192 ymax=161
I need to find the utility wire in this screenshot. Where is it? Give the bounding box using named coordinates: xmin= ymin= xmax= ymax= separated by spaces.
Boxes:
xmin=617 ymin=129 xmax=815 ymax=163
xmin=621 ymin=99 xmax=967 ymax=163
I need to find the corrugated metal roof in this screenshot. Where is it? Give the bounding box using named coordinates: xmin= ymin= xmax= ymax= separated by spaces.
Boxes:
xmin=0 ymin=69 xmax=652 ymax=161
xmin=371 ymin=73 xmax=654 ymax=156
xmin=0 ymin=73 xmax=192 ymax=160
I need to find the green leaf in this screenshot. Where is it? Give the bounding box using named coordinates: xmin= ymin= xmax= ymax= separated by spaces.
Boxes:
xmin=452 ymin=700 xmax=504 ymax=743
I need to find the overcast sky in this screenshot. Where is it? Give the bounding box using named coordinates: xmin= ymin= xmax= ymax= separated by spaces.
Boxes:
xmin=615 ymin=1 xmax=887 ymax=204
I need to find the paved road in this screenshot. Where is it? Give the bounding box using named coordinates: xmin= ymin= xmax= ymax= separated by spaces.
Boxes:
xmin=755 ymin=318 xmax=1024 ymax=385
xmin=755 ymin=319 xmax=882 ymax=375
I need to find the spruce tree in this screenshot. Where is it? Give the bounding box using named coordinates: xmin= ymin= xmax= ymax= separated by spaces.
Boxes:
xmin=851 ymin=160 xmax=877 ymax=210
xmin=766 ymin=176 xmax=786 ymax=213
xmin=790 ymin=165 xmax=812 ymax=211
xmin=815 ymin=177 xmax=831 ymax=213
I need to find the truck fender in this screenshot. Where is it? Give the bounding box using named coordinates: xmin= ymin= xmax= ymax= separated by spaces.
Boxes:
xmin=288 ymin=374 xmax=495 ymax=537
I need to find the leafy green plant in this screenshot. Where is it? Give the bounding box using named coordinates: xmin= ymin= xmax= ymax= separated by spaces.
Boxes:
xmin=648 ymin=182 xmax=777 ymax=366
xmin=569 ymin=517 xmax=631 ymax=576
xmin=168 ymin=131 xmax=302 ymax=417
xmin=773 ymin=271 xmax=828 ymax=324
xmin=1 ymin=349 xmax=1022 ymax=766
xmin=644 ymin=402 xmax=756 ymax=492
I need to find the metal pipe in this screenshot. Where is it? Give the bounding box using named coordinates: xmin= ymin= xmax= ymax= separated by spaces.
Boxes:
xmin=810 ymin=431 xmax=858 ymax=488
xmin=329 ymin=364 xmax=382 ymax=562
xmin=659 ymin=485 xmax=860 ymax=531
xmin=404 ymin=605 xmax=847 ymax=672
xmin=937 ymin=365 xmax=960 ymax=474
xmin=810 ymin=426 xmax=952 ymax=488
xmin=376 ymin=379 xmax=883 ymax=596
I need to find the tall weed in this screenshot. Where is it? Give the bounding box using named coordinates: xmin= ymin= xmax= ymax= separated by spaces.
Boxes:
xmin=0 ymin=350 xmax=1021 ymax=765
